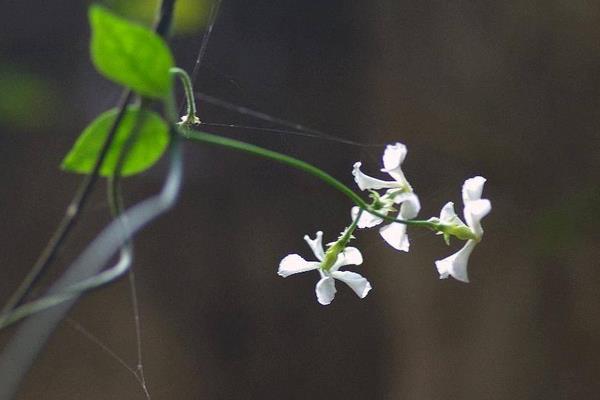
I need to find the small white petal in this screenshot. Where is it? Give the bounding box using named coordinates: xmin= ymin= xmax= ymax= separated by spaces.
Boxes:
xmin=278 ymin=254 xmax=320 ymax=277
xmin=352 ymin=162 xmax=398 ymax=191
xmin=303 ymin=231 xmax=325 ymax=261
xmin=399 ymin=193 xmax=421 ymax=219
xmin=439 ymin=202 xmax=457 ymax=224
xmin=352 ymin=206 xmax=384 ymax=228
xmin=331 ymin=271 xmax=372 ymax=298
xmin=379 ymin=222 xmax=410 ymax=251
xmin=381 ymin=143 xmax=407 ymax=172
xmin=378 ymin=193 xmax=420 ymax=251
xmin=462 ymin=176 xmax=486 ymax=203
xmin=343 ymin=247 xmax=364 ymax=266
xmin=435 ymin=240 xmax=477 ymax=283
xmin=380 ymin=144 xmax=410 ymax=188
xmin=315 ymin=276 xmax=337 ymax=305
xmin=464 ymin=199 xmax=491 ymax=237
xmin=331 ymin=247 xmax=364 ymax=271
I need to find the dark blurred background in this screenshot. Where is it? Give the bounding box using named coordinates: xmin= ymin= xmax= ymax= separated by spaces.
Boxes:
xmin=1 ymin=0 xmax=600 ymax=399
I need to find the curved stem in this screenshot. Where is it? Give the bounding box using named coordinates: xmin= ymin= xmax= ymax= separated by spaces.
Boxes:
xmin=179 ymin=127 xmax=436 ymax=229
xmin=170 ymin=67 xmax=197 ymax=119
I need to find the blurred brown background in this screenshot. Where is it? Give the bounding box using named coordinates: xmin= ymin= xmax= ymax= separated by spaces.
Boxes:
xmin=1 ymin=0 xmax=600 ymax=399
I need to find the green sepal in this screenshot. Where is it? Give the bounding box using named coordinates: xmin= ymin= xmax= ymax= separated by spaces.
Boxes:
xmin=368 ymin=190 xmax=396 ymax=212
xmin=89 ymin=4 xmax=174 ymax=98
xmin=428 ymin=217 xmax=477 ymax=243
xmin=446 ymin=225 xmax=477 ymax=241
xmin=61 ymin=106 xmax=169 ymax=177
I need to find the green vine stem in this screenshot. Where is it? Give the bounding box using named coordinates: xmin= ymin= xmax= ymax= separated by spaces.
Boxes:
xmin=170 ymin=67 xmax=199 ymax=122
xmin=179 ymin=126 xmax=437 ymax=230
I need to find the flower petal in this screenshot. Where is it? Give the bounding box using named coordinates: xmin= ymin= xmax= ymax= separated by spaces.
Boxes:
xmin=435 ymin=240 xmax=477 ymax=283
xmin=462 ymin=176 xmax=486 ymax=203
xmin=331 ymin=271 xmax=372 ymax=298
xmin=352 ymin=162 xmax=398 ymax=191
xmin=352 ymin=206 xmax=384 ymax=228
xmin=331 ymin=246 xmax=363 ymax=271
xmin=378 ymin=193 xmax=420 ymax=251
xmin=381 ymin=143 xmax=407 ymax=171
xmin=315 ymin=276 xmax=337 ymax=305
xmin=464 ymin=199 xmax=491 ymax=237
xmin=278 ymin=254 xmax=320 ymax=277
xmin=303 ymin=231 xmax=325 ymax=261
xmin=439 ymin=201 xmax=457 ymax=224
xmin=399 ymin=193 xmax=421 ymax=219
xmin=380 ymin=143 xmax=410 ymax=187
xmin=379 ymin=222 xmax=409 ymax=251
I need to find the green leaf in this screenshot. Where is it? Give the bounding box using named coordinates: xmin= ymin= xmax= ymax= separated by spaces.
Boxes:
xmin=89 ymin=4 xmax=174 ymax=98
xmin=62 ymin=106 xmax=170 ymax=177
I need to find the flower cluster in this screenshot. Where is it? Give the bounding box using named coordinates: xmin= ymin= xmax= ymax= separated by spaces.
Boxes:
xmin=278 ymin=231 xmax=371 ymax=305
xmin=278 ymin=143 xmax=491 ymax=305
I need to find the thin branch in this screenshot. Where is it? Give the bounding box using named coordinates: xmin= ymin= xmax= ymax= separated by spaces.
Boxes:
xmin=154 ymin=0 xmax=177 ymax=37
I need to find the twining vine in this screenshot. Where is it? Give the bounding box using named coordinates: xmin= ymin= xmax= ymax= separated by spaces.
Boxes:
xmin=0 ymin=1 xmax=491 ymax=398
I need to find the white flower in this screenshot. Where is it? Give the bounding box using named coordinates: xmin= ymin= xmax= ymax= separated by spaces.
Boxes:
xmin=352 ymin=143 xmax=412 ymax=192
xmin=435 ymin=176 xmax=491 ymax=283
xmin=351 ymin=143 xmax=420 ymax=251
xmin=278 ymin=231 xmax=372 ymax=305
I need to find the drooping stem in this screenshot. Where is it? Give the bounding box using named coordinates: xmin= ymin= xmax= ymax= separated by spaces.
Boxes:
xmin=179 ymin=127 xmax=437 ymax=229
